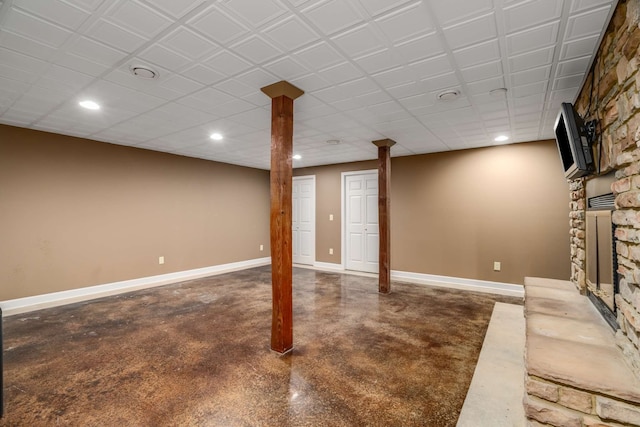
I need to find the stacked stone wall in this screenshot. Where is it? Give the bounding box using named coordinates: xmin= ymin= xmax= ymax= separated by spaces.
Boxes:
xmin=572 ymin=0 xmax=640 ymax=378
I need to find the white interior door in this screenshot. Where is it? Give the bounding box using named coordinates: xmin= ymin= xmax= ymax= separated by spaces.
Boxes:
xmin=293 ymin=176 xmax=315 ymax=265
xmin=345 ymin=172 xmax=378 ymax=273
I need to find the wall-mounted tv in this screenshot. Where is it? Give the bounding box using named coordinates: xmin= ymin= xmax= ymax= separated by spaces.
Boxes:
xmin=554 ymin=102 xmax=595 ymax=180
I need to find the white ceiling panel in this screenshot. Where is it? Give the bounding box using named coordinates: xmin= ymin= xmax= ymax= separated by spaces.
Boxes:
xmin=443 ymin=13 xmax=497 ymax=50
xmin=507 ymin=21 xmax=560 ymax=56
xmin=223 ymin=0 xmax=287 ymax=28
xmin=160 ymin=27 xmax=218 ymax=61
xmin=147 ymin=0 xmax=206 ymax=19
xmin=504 ymin=0 xmax=564 ymax=34
xmin=0 ymin=0 xmax=619 ymax=169
xmin=303 ymin=0 xmax=365 ymax=35
xmin=188 ymin=5 xmax=249 ymax=44
xmin=3 ymin=7 xmax=73 ymax=48
xmin=13 ymin=0 xmax=91 ymax=30
xmin=428 ymin=0 xmax=493 ymax=27
xmin=375 ymin=2 xmax=434 ymax=44
xmin=565 ymin=5 xmax=612 ymax=40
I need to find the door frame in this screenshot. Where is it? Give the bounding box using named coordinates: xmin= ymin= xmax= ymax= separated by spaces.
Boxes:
xmin=292 ymin=175 xmax=316 ymax=266
xmin=341 ymin=169 xmax=378 ymax=270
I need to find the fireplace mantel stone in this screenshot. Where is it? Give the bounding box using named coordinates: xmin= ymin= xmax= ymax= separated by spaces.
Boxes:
xmin=524 ymin=277 xmax=640 ymax=426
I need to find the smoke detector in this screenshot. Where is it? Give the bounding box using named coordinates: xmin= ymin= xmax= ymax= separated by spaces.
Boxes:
xmin=437 ymin=90 xmax=460 ymax=101
xmin=129 ymin=65 xmax=159 ymax=79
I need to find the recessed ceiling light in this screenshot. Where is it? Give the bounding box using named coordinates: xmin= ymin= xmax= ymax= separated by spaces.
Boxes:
xmin=494 ymin=135 xmax=509 ymax=142
xmin=79 ymin=100 xmax=100 ymax=110
xmin=293 ymin=154 xmax=302 ymax=160
xmin=436 ymin=90 xmax=460 ymax=101
xmin=129 ymin=65 xmax=159 ymax=79
xmin=210 ymin=133 xmax=223 ymax=141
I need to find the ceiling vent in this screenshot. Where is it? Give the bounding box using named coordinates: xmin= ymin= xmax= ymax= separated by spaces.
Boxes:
xmin=436 ymin=90 xmax=460 ymax=101
xmin=130 ymin=65 xmax=159 ymax=79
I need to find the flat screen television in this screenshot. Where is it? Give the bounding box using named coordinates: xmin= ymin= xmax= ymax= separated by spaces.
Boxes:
xmin=554 ymin=102 xmax=595 ymax=179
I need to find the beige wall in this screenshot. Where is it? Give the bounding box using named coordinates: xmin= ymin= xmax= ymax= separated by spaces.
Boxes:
xmin=295 ymin=140 xmax=571 ymax=284
xmin=0 ymin=125 xmax=271 ymax=300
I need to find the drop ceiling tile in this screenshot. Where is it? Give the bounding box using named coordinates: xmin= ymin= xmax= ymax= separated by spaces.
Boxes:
xmin=0 ymin=30 xmax=59 ymax=61
xmin=263 ymin=56 xmax=310 ymax=80
xmin=394 ymin=33 xmax=445 ymax=63
xmin=177 ymin=87 xmax=236 ymax=111
xmin=409 ymin=54 xmax=454 ymax=80
xmin=331 ymin=24 xmax=386 ymax=58
xmin=138 ymin=44 xmax=193 ymax=72
xmin=428 ymin=0 xmax=493 ymax=27
xmin=35 ymin=65 xmax=95 ymax=92
xmin=454 ymin=39 xmax=501 ymax=70
xmin=570 ymin=0 xmax=613 ymax=13
xmin=553 ymin=74 xmax=584 ymax=90
xmin=160 ymin=27 xmax=219 ymax=60
xmin=508 ymin=46 xmax=555 ymax=72
xmin=0 ymin=47 xmax=49 ymax=76
xmin=504 ymin=0 xmax=563 ymax=34
xmin=512 ymin=80 xmax=547 ymax=98
xmin=293 ymin=42 xmax=344 ymax=71
xmin=507 ymin=21 xmax=560 ymax=56
xmin=386 ymin=81 xmax=421 ymax=98
xmin=556 ymin=56 xmax=591 ymax=77
xmin=355 ymin=49 xmax=402 ymax=74
xmin=85 ymin=19 xmax=147 ymax=52
xmin=159 ymin=74 xmax=203 ymax=95
xmin=67 ymin=36 xmax=128 ymax=67
xmin=511 ymin=65 xmax=552 ymax=86
xmin=223 ymin=0 xmax=287 ymax=27
xmin=54 ymin=52 xmax=111 ymax=76
xmin=303 ymin=0 xmax=365 ymax=35
xmin=214 ymin=78 xmax=256 ymax=98
xmin=565 ymin=6 xmax=612 ymax=40
xmin=466 ymin=76 xmax=505 ymax=95
xmin=559 ymin=34 xmax=600 ymax=60
xmin=182 ymin=64 xmax=226 ymax=85
xmin=231 ymin=36 xmax=283 ymax=64
xmin=372 ymin=66 xmax=415 ymax=88
xmin=82 ymin=80 xmax=168 ymax=113
xmin=13 ymin=0 xmax=91 ymax=30
xmin=357 ymin=0 xmax=415 ymax=17
xmin=106 ymin=0 xmax=172 ymax=38
xmin=4 ymin=7 xmax=73 ymax=48
xmin=443 ymin=13 xmax=497 ymax=50
xmin=263 ymin=16 xmax=319 ymax=51
xmin=375 ymin=2 xmax=434 ymax=44
xmin=289 ymin=73 xmax=332 ymax=92
xmin=398 ymin=93 xmax=436 ymax=111
xmin=148 ymin=0 xmax=207 ymax=19
xmin=204 ymin=50 xmax=253 ymax=77
xmin=421 ymin=72 xmax=460 ymax=92
xmin=316 ymin=62 xmax=363 ymax=85
xmin=64 ymin=0 xmax=105 ymax=12
xmin=188 ymin=4 xmax=249 ymax=45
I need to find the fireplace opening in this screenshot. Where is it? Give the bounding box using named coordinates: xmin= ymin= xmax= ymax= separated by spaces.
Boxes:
xmin=586 ymin=192 xmax=618 ymax=330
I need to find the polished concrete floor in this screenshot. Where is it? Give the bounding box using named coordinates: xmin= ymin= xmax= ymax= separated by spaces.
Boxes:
xmin=1 ymin=266 xmax=520 ymax=426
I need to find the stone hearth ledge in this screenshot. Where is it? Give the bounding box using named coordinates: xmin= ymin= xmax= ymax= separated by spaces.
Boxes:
xmin=524 ymin=277 xmax=640 ymax=426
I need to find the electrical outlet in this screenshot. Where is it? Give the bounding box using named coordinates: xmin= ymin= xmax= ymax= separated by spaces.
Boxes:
xmin=493 ymin=261 xmax=501 ymax=271
xmin=329 ymin=248 xmax=334 ymax=255
xmin=329 ymin=214 xmax=334 ymax=221
xmin=159 ymin=256 xmax=165 ymax=265
xmin=260 ymin=244 xmax=264 ymax=251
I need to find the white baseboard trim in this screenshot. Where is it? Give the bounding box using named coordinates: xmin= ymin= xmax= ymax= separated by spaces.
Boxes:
xmin=391 ymin=270 xmax=524 ymax=298
xmin=312 ymin=261 xmax=344 ymax=271
xmin=0 ymin=257 xmax=271 ymax=317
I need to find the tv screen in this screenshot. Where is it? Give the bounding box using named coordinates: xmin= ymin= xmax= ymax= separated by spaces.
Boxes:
xmin=554 ymin=102 xmax=594 ymax=179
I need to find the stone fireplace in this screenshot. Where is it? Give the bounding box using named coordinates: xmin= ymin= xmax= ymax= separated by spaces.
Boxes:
xmin=524 ymin=1 xmax=640 ymax=425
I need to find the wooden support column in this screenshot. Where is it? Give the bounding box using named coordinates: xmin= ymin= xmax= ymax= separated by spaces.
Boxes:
xmin=261 ymin=81 xmax=304 ymax=354
xmin=373 ymin=138 xmax=396 ymax=294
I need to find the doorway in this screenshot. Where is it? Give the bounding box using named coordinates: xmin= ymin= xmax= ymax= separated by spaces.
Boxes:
xmin=342 ymin=170 xmax=378 ymax=273
xmin=292 ymin=175 xmax=315 ymax=265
